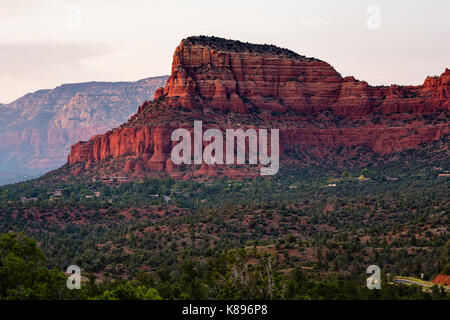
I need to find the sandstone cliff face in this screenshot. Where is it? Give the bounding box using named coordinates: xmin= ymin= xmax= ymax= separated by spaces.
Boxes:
xmin=160 ymin=37 xmax=343 ymax=114
xmin=158 ymin=37 xmax=448 ymax=116
xmin=0 ymin=76 xmax=168 ymax=183
xmin=66 ymin=36 xmax=449 ymax=180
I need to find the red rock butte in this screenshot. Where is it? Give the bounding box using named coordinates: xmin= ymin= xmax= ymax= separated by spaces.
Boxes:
xmin=66 ymin=36 xmax=450 ymax=180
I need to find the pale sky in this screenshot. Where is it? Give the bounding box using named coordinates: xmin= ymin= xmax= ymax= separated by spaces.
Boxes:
xmin=0 ymin=0 xmax=449 ymax=104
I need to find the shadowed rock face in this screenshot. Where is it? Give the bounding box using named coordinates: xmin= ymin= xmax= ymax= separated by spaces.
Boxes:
xmin=66 ymin=36 xmax=449 ymax=180
xmin=0 ymin=76 xmax=168 ymax=183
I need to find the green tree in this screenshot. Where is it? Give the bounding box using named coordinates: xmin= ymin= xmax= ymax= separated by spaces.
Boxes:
xmin=0 ymin=232 xmax=68 ymax=299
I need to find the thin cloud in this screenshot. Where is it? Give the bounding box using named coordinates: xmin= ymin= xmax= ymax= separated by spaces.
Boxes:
xmin=0 ymin=43 xmax=111 ymax=102
xmin=0 ymin=43 xmax=110 ymax=76
xmin=298 ymin=18 xmax=331 ymax=28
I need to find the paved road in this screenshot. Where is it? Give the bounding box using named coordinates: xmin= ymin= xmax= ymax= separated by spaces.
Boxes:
xmin=393 ymin=279 xmax=432 ymax=287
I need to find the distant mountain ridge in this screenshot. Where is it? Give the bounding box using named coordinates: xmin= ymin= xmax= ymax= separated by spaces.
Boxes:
xmin=0 ymin=75 xmax=168 ymax=185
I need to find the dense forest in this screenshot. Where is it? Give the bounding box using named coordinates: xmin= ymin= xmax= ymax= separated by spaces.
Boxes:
xmin=0 ymin=138 xmax=448 ymax=300
xmin=1 ymin=232 xmax=448 ymax=300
